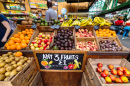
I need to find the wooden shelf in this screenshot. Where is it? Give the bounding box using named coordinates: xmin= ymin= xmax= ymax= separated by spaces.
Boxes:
xmin=8 ymin=19 xmax=25 ymax=21
xmin=31 ymin=8 xmax=48 ymax=10
xmin=2 ymin=1 xmax=25 ymax=5
xmin=3 ymin=14 xmax=29 ymax=16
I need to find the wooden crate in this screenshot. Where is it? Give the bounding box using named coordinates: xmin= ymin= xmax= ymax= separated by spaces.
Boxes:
xmin=86 ymin=58 xmax=130 ymax=86
xmin=2 ymin=25 xmax=36 ymax=50
xmin=29 ymin=71 xmax=43 ymax=86
xmin=29 ymin=27 xmax=55 ymax=50
xmin=84 ymin=65 xmax=95 ymax=86
xmin=38 ymin=26 xmax=54 ymax=32
xmin=97 ymin=37 xmax=124 ymax=51
xmin=75 ymin=26 xmax=96 ymax=38
xmin=81 ymin=73 xmax=88 ymax=86
xmin=75 ymin=38 xmax=100 ymax=51
xmin=0 ymin=58 xmax=38 ymax=86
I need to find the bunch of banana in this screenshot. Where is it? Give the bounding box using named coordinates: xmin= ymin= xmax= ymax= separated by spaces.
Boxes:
xmin=67 ymin=19 xmax=73 ymax=24
xmin=80 ymin=19 xmax=88 ymax=26
xmin=71 ymin=19 xmax=81 ymax=26
xmin=61 ymin=22 xmax=69 ymax=26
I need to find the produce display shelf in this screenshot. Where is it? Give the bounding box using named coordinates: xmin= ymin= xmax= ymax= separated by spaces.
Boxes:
xmin=1 ymin=2 xmax=25 ymax=5
xmin=9 ymin=19 xmax=25 ymax=21
xmin=3 ymin=14 xmax=29 ymax=16
xmin=30 ymin=8 xmax=48 ymax=10
xmin=97 ymin=0 xmax=130 ymax=16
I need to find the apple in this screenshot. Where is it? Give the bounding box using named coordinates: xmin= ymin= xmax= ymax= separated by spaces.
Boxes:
xmin=105 ymin=76 xmax=112 ymax=83
xmin=96 ymin=68 xmax=102 ymax=73
xmin=115 ymin=78 xmax=123 ymax=83
xmin=34 ymin=44 xmax=38 ymax=47
xmin=117 ymin=67 xmax=123 ymax=72
xmin=41 ymin=42 xmax=45 ymax=46
xmin=122 ymin=67 xmax=127 ymax=71
xmin=39 ymin=33 xmax=43 ymax=35
xmin=46 ymin=42 xmax=50 ymax=46
xmin=42 ymin=34 xmax=45 ymax=38
xmin=49 ymin=39 xmax=52 ymax=42
xmin=40 ymin=47 xmax=43 ymax=50
xmin=32 ymin=41 xmax=36 ymax=44
xmin=37 ymin=40 xmax=42 ymax=45
xmin=109 ymin=75 xmax=116 ymax=81
xmin=42 ymin=39 xmax=45 ymax=42
xmin=30 ymin=44 xmax=33 ymax=47
xmin=35 ymin=47 xmax=39 ymax=50
xmin=97 ymin=63 xmax=103 ymax=68
xmin=124 ymin=70 xmax=130 ymax=76
xmin=103 ymin=69 xmax=109 ymax=76
xmin=108 ymin=65 xmax=114 ymax=70
xmin=120 ymin=76 xmax=128 ymax=83
xmin=35 ymin=37 xmax=39 ymax=40
xmin=31 ymin=46 xmax=35 ymax=50
xmin=111 ymin=69 xmax=117 ymax=75
xmin=117 ymin=70 xmax=123 ymax=76
xmin=38 ymin=35 xmax=42 ymax=38
xmin=44 ymin=39 xmax=48 ymax=44
xmin=49 ymin=36 xmax=52 ymax=39
xmin=38 ymin=45 xmax=42 ymax=48
xmin=47 ymin=34 xmax=50 ymax=38
xmin=101 ymin=72 xmax=107 ymax=78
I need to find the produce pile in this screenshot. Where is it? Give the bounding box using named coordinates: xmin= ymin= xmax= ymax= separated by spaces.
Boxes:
xmin=30 ymin=33 xmax=53 ymax=50
xmin=76 ymin=41 xmax=98 ymax=51
xmin=96 ymin=29 xmax=116 ymax=37
xmin=99 ymin=40 xmax=122 ymax=51
xmin=96 ymin=63 xmax=130 ymax=83
xmin=53 ymin=29 xmax=75 ymax=50
xmin=61 ymin=17 xmax=112 ymax=27
xmin=0 ymin=52 xmax=31 ymax=81
xmin=5 ymin=29 xmax=34 ymax=50
xmin=21 ymin=17 xmax=62 ymax=26
xmin=75 ymin=29 xmax=94 ymax=37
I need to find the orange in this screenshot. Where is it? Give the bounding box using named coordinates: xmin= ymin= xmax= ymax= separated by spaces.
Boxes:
xmin=15 ymin=43 xmax=20 ymax=46
xmin=25 ymin=29 xmax=29 ymax=32
xmin=21 ymin=43 xmax=27 ymax=48
xmin=28 ymin=34 xmax=32 ymax=38
xmin=29 ymin=32 xmax=33 ymax=35
xmin=113 ymin=34 xmax=116 ymax=37
xmin=20 ymin=35 xmax=24 ymax=40
xmin=14 ymin=38 xmax=21 ymax=43
xmin=26 ymin=40 xmax=30 ymax=44
xmin=5 ymin=43 xmax=9 ymax=47
xmin=8 ymin=40 xmax=15 ymax=45
xmin=22 ymin=31 xmax=26 ymax=34
xmin=16 ymin=45 xmax=21 ymax=50
xmin=15 ymin=51 xmax=23 ymax=57
xmin=10 ymin=45 xmax=16 ymax=50
xmin=25 ymin=36 xmax=30 ymax=40
xmin=10 ymin=37 xmax=15 ymax=41
xmin=26 ymin=32 xmax=30 ymax=35
xmin=29 ymin=29 xmax=33 ymax=32
xmin=18 ymin=32 xmax=22 ymax=35
xmin=7 ymin=46 xmax=10 ymax=50
xmin=21 ymin=40 xmax=26 ymax=43
xmin=41 ymin=61 xmax=48 ymax=66
xmin=14 ymin=34 xmax=19 ymax=38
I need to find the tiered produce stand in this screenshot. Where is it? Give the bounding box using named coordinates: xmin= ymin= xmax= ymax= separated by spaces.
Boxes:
xmin=0 ymin=25 xmax=129 ymax=86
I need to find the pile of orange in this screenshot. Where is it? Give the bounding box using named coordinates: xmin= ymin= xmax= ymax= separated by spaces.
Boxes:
xmin=5 ymin=29 xmax=34 ymax=50
xmin=15 ymin=51 xmax=23 ymax=57
xmin=96 ymin=29 xmax=116 ymax=37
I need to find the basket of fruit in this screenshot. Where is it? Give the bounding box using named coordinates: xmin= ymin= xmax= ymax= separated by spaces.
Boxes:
xmin=75 ymin=38 xmax=99 ymax=51
xmin=97 ymin=38 xmax=123 ymax=51
xmin=3 ymin=25 xmax=35 ymax=50
xmin=86 ymin=58 xmax=130 ymax=86
xmin=95 ymin=28 xmax=117 ymax=38
xmin=51 ymin=27 xmax=75 ymax=50
xmin=30 ymin=28 xmax=54 ymax=50
xmin=0 ymin=51 xmax=38 ymax=86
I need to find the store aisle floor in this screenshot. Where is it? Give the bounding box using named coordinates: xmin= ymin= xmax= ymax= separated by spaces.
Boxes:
xmin=117 ymin=35 xmax=130 ymax=49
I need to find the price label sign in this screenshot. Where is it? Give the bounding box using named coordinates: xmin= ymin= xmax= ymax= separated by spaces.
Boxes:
xmin=33 ymin=51 xmax=86 ymax=72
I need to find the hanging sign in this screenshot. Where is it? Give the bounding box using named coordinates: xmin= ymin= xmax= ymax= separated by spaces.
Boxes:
xmin=33 ymin=51 xmax=86 ymax=72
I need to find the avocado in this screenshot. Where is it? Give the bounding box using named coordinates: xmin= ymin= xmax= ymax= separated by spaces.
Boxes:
xmin=41 ymin=18 xmax=45 ymax=22
xmin=51 ymin=18 xmax=55 ymax=21
xmin=54 ymin=20 xmax=58 ymax=24
xmin=34 ymin=20 xmax=38 ymax=23
xmin=53 ymin=46 xmax=59 ymax=50
xmin=45 ymin=23 xmax=48 ymax=26
xmin=45 ymin=20 xmax=47 ymax=23
xmin=58 ymin=22 xmax=62 ymax=26
xmin=40 ymin=23 xmax=45 ymax=26
xmin=38 ymin=20 xmax=41 ymax=23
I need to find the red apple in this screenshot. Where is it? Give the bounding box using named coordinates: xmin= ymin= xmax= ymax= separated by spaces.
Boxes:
xmin=115 ymin=78 xmax=123 ymax=83
xmin=117 ymin=67 xmax=123 ymax=72
xmin=38 ymin=35 xmax=42 ymax=38
xmin=39 ymin=33 xmax=42 ymax=35
xmin=44 ymin=39 xmax=48 ymax=44
xmin=97 ymin=63 xmax=103 ymax=68
xmin=117 ymin=70 xmax=123 ymax=76
xmin=122 ymin=67 xmax=127 ymax=71
xmin=111 ymin=69 xmax=117 ymax=75
xmin=109 ymin=75 xmax=116 ymax=81
xmin=103 ymin=69 xmax=109 ymax=76
xmin=96 ymin=68 xmax=102 ymax=73
xmin=124 ymin=70 xmax=130 ymax=76
xmin=32 ymin=41 xmax=36 ymax=44
xmin=101 ymin=72 xmax=107 ymax=78
xmin=38 ymin=45 xmax=42 ymax=48
xmin=108 ymin=65 xmax=114 ymax=70
xmin=37 ymin=40 xmax=42 ymax=45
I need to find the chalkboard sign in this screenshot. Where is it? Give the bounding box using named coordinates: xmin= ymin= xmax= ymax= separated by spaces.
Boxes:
xmin=36 ymin=53 xmax=84 ymax=70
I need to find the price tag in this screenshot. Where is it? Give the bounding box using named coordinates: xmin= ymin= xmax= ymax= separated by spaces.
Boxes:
xmin=31 ymin=25 xmax=37 ymax=29
xmin=75 ymin=26 xmax=80 ymax=29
